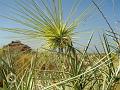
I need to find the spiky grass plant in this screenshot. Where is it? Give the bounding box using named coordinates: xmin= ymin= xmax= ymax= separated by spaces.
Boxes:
xmin=0 ymin=0 xmax=103 ymax=52
xmin=1 ymin=0 xmax=114 ymax=90
xmin=41 ymin=1 xmax=120 ymax=90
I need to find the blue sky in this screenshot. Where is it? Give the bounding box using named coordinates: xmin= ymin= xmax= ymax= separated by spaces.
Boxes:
xmin=0 ymin=0 xmax=120 ymax=51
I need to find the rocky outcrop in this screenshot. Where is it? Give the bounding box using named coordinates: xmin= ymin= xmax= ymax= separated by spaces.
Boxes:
xmin=3 ymin=40 xmax=32 ymax=53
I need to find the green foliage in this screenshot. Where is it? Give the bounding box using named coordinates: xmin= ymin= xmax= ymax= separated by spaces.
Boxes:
xmin=0 ymin=0 xmax=102 ymax=52
xmin=0 ymin=0 xmax=120 ymax=90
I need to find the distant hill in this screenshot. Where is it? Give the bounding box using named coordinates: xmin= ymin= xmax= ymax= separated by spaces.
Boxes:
xmin=3 ymin=40 xmax=32 ymax=53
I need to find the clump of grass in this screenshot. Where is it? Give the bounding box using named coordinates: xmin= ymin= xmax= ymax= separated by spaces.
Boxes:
xmin=0 ymin=0 xmax=102 ymax=52
xmin=0 ymin=50 xmax=36 ymax=90
xmin=0 ymin=0 xmax=120 ymax=90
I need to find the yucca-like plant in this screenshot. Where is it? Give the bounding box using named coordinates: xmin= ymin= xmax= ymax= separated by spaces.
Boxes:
xmin=0 ymin=0 xmax=102 ymax=52
xmin=0 ymin=0 xmax=107 ymax=90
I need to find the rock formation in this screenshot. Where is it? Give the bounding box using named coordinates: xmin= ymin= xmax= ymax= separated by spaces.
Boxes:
xmin=3 ymin=40 xmax=32 ymax=53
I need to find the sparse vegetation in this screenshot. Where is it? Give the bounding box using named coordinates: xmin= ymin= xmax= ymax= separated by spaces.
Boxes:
xmin=0 ymin=0 xmax=120 ymax=90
